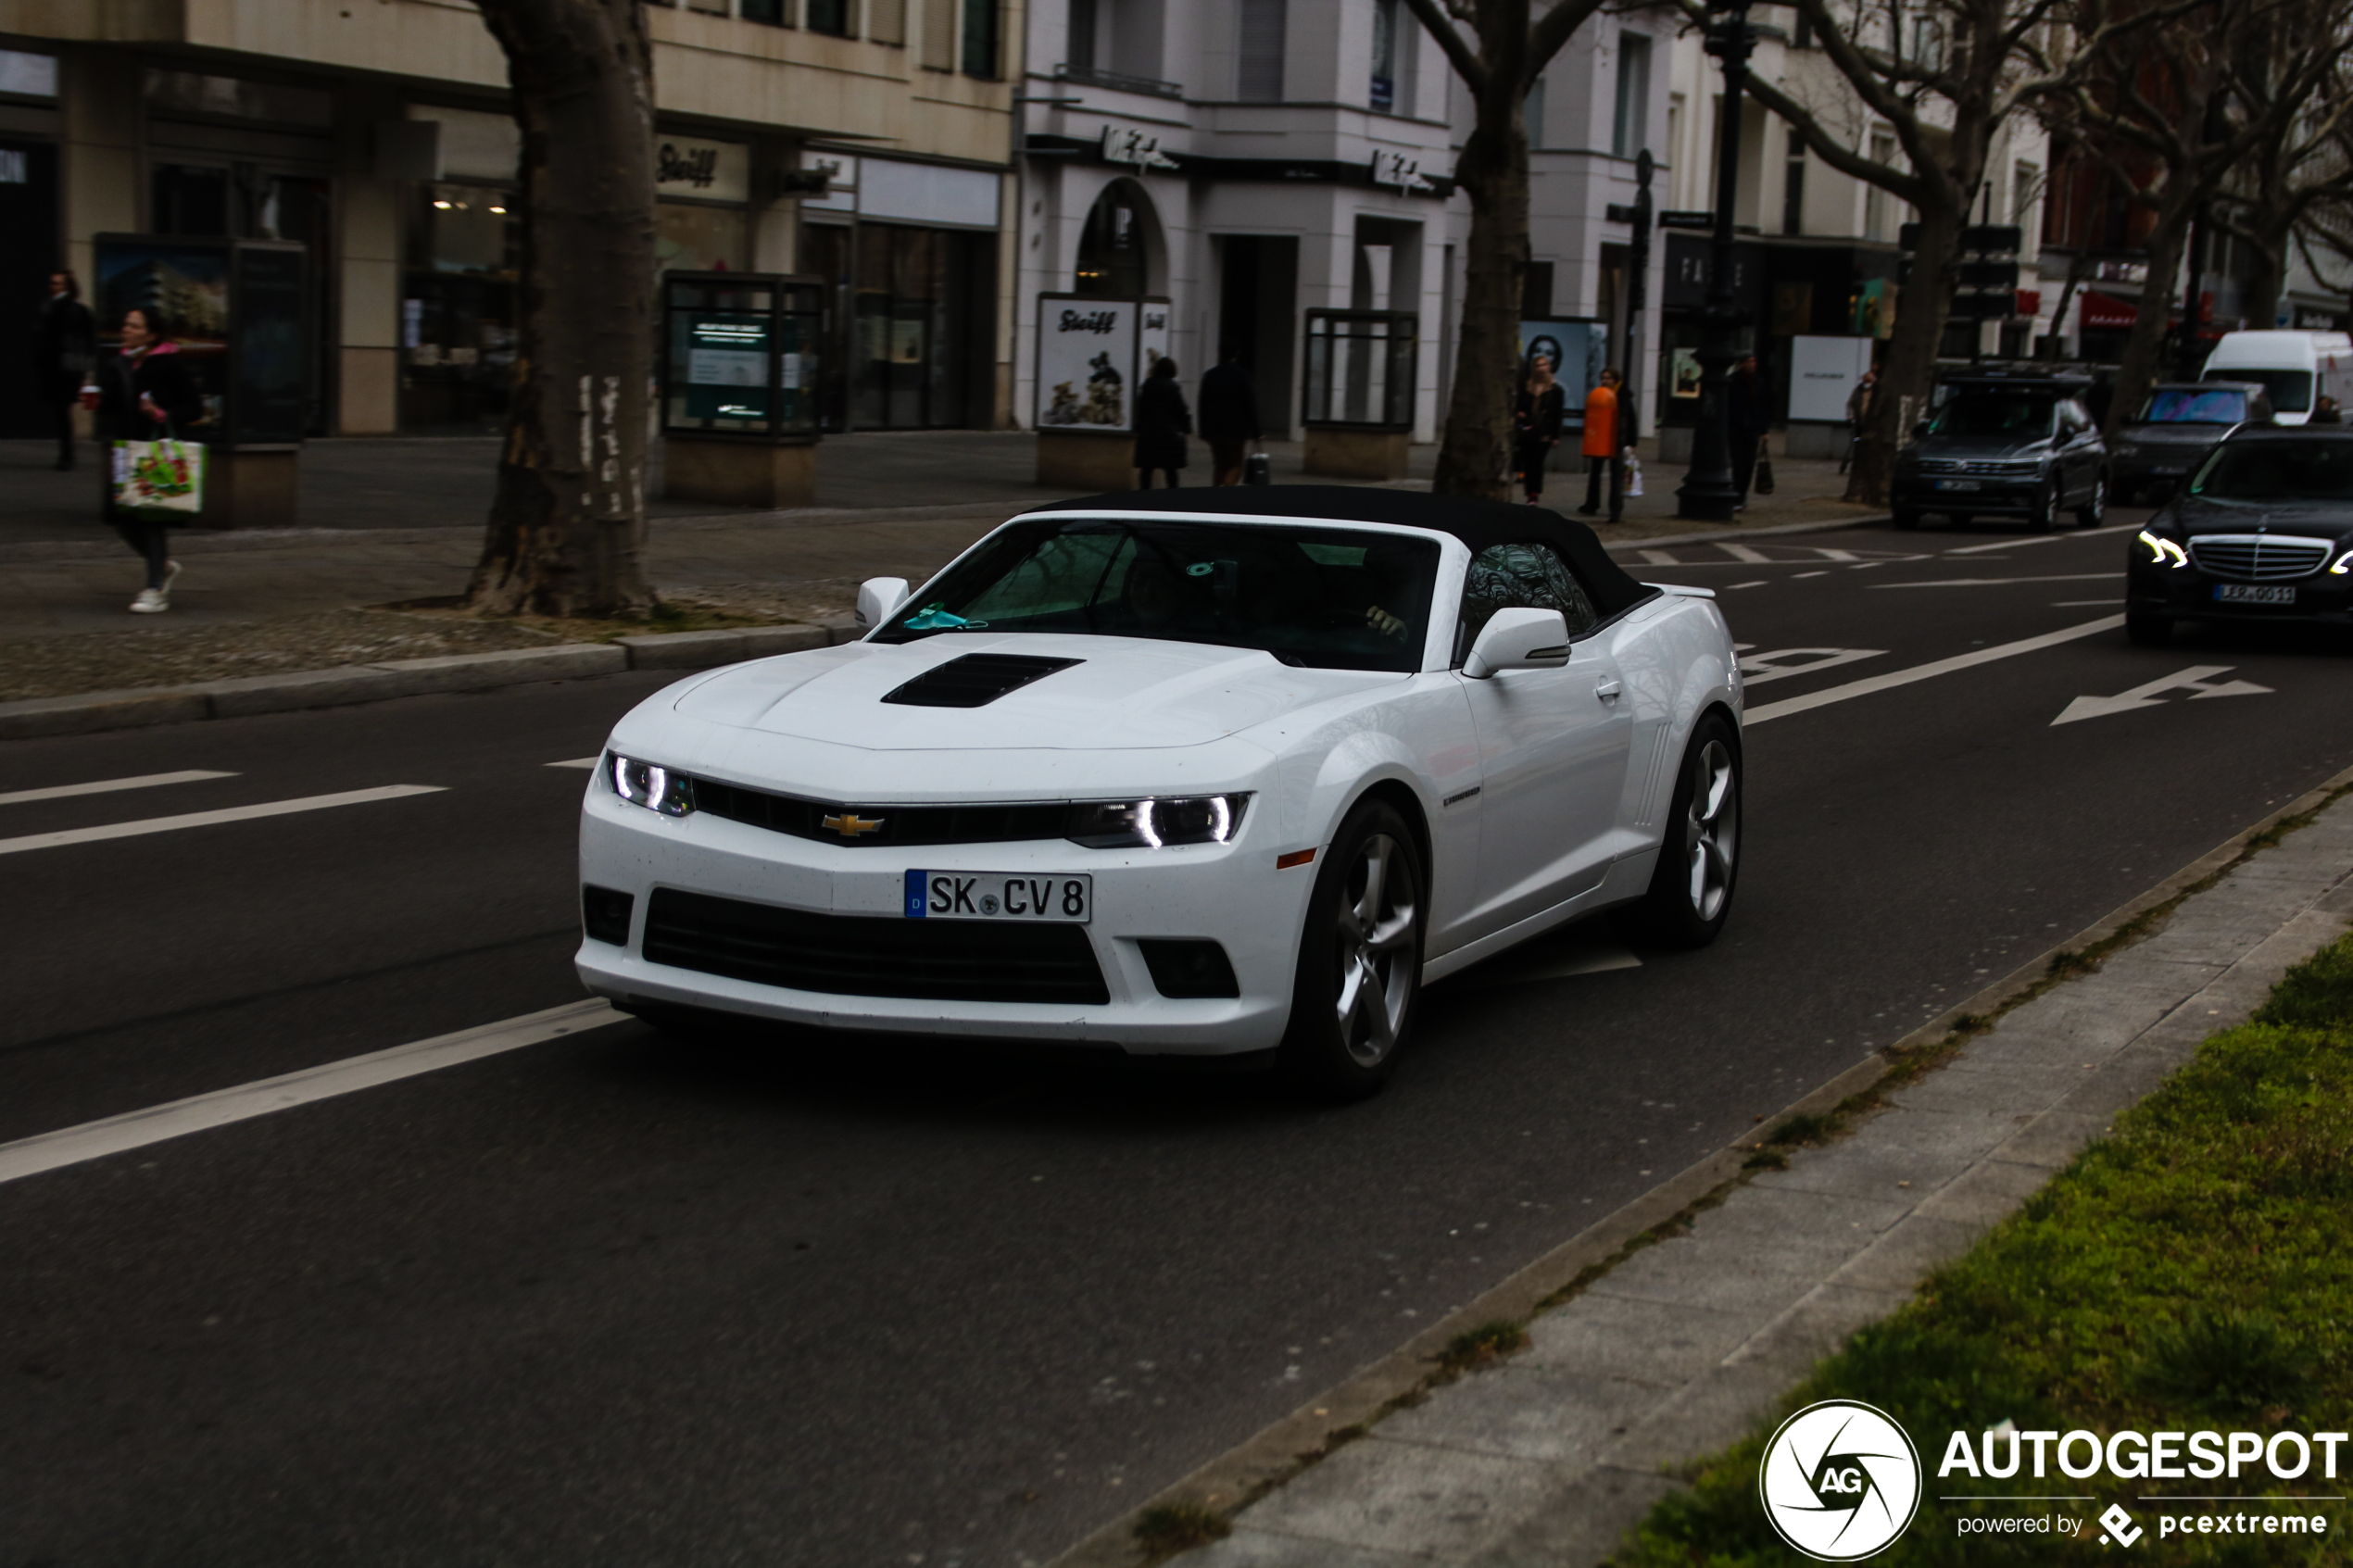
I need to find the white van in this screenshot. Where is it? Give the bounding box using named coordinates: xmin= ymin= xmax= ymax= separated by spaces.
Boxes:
xmin=2199 ymin=330 xmax=2353 ymax=425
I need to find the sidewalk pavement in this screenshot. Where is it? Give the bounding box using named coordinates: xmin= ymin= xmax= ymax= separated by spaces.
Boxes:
xmin=1027 ymin=774 xmax=2353 ymax=1568
xmin=1 ymin=433 xmax=1878 ymax=641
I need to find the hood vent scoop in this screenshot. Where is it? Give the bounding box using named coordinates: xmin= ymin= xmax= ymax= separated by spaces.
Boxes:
xmin=881 ymin=653 xmax=1084 ymax=709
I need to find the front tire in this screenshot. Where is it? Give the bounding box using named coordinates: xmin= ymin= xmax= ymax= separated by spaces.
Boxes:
xmin=1278 ymin=799 xmax=1426 ymax=1101
xmin=1636 ymin=715 xmax=1742 ymax=947
xmin=2027 ymin=483 xmax=2056 ymax=533
xmin=2075 ymin=474 xmax=2107 ymax=528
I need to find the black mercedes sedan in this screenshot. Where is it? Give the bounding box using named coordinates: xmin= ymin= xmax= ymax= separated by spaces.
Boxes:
xmin=2126 ymin=428 xmax=2353 ymax=645
xmin=2108 ymin=381 xmax=2275 ymax=504
xmin=1891 ymin=373 xmax=2109 ymax=532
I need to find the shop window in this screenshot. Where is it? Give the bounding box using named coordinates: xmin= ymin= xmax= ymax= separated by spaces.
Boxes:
xmin=403 ymin=182 xmax=521 ymax=433
xmin=656 ymin=202 xmax=749 ymax=272
xmin=1075 ymin=184 xmax=1151 ymax=297
xmin=962 ymin=0 xmax=1000 ymax=77
xmin=152 ymin=164 xmax=230 ymax=236
xmin=850 ymin=223 xmax=983 ymax=428
xmin=413 ymin=183 xmax=519 ymax=275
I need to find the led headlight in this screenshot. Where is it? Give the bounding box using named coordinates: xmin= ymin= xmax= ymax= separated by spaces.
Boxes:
xmin=2137 ymin=528 xmax=2189 ymax=569
xmin=608 ymin=753 xmax=694 ymax=817
xmin=1066 ymin=794 xmax=1250 ymax=849
xmin=2332 ymin=548 xmax=2353 ymax=576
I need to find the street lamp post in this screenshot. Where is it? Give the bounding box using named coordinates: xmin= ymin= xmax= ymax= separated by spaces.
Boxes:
xmin=1675 ymin=0 xmax=1756 ymax=521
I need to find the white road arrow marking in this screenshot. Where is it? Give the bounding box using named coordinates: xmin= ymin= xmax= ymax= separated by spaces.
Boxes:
xmin=2050 ymin=665 xmax=2273 ymax=726
xmin=1739 ymin=647 xmax=1888 ymax=686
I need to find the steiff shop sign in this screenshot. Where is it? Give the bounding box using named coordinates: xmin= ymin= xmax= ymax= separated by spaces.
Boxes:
xmin=1101 ymin=127 xmax=1178 ymax=172
xmin=656 ymin=136 xmax=749 ymax=205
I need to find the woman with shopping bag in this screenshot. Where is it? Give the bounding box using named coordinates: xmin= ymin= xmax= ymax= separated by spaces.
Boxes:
xmin=88 ymin=307 xmax=204 ymax=613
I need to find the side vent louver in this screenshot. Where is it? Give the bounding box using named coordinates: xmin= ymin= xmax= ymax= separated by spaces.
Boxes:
xmin=881 ymin=653 xmax=1084 ymax=709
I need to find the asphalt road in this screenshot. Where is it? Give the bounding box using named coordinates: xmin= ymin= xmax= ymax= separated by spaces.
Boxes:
xmin=6 ymin=508 xmax=2353 ymax=1568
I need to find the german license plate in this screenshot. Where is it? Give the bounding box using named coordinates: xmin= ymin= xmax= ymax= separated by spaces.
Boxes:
xmin=2214 ymin=584 xmax=2295 ymax=606
xmin=1933 ymin=479 xmax=1982 ymax=492
xmin=904 ymin=870 xmax=1091 ymax=922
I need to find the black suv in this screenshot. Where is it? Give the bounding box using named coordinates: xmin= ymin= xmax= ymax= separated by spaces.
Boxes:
xmin=2108 ymin=381 xmax=2274 ymax=504
xmin=1891 ymin=370 xmax=2109 ymax=532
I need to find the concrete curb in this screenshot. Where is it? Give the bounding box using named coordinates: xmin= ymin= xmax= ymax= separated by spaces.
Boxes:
xmin=1043 ymin=761 xmax=2353 ymax=1568
xmin=0 ymin=621 xmax=859 ymax=742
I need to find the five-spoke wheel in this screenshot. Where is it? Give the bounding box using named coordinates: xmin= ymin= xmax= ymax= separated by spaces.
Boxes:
xmin=1281 ymin=799 xmax=1425 ymax=1099
xmin=1636 ymin=713 xmax=1743 ymax=947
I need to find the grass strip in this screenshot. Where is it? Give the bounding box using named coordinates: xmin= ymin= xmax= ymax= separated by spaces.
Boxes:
xmin=1611 ymin=933 xmax=2353 ymax=1565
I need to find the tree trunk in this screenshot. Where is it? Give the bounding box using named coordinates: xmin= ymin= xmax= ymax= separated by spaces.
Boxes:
xmin=1430 ymin=89 xmax=1531 ymax=501
xmin=1850 ymin=196 xmax=1964 ymax=507
xmin=2107 ymin=197 xmax=2196 ymax=436
xmin=466 ymin=0 xmax=658 ymax=619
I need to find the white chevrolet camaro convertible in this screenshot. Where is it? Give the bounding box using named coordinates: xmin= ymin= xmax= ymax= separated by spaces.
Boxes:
xmin=575 ymin=487 xmax=1743 ymax=1098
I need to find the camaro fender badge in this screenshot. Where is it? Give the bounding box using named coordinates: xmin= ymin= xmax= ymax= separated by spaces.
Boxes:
xmin=1441 ymin=785 xmax=1482 ymax=808
xmin=822 ymin=812 xmax=886 ymax=838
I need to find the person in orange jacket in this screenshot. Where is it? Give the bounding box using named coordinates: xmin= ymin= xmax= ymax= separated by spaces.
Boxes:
xmin=1577 ymin=368 xmax=1623 ymax=521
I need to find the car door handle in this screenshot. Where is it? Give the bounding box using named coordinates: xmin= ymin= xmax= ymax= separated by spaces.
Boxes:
xmin=1596 ymin=678 xmax=1623 ymax=701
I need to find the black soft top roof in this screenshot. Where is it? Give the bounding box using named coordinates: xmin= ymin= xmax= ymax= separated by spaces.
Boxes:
xmin=1026 ymin=485 xmax=1657 ymax=618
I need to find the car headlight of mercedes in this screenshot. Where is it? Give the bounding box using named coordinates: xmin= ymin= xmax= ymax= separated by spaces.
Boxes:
xmin=2138 ymin=529 xmax=2189 ymax=569
xmin=608 ymin=753 xmax=695 ymax=817
xmin=1066 ymin=794 xmax=1251 ymax=848
xmin=2334 ymin=547 xmax=2353 ymax=576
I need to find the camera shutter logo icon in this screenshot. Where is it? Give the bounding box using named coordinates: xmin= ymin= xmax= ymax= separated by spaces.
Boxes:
xmin=1758 ymin=1399 xmax=1922 ymax=1561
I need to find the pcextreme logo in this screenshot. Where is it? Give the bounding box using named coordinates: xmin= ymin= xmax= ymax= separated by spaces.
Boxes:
xmin=1759 ymin=1400 xmax=1924 ymax=1561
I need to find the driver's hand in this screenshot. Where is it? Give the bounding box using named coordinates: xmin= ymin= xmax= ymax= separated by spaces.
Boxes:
xmin=1365 ymin=605 xmax=1405 ymax=637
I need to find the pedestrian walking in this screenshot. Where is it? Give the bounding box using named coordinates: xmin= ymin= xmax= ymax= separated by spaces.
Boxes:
xmin=1133 ymin=357 xmax=1190 ymax=489
xmin=1515 ymin=355 xmax=1565 ymax=505
xmin=1196 ymin=352 xmax=1262 ymax=486
xmin=1841 ymin=367 xmax=1877 ymax=474
xmin=34 ymin=270 xmax=95 ymax=471
xmin=89 ymin=306 xmax=203 ymax=614
xmin=1728 ymin=354 xmax=1766 ymax=510
xmin=1577 ymin=368 xmax=1623 ymax=521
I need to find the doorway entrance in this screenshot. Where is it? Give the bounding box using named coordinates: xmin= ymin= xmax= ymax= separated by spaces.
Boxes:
xmin=1214 ymin=235 xmax=1298 ymax=437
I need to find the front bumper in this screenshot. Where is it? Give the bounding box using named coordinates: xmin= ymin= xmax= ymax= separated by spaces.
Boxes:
xmin=573 ymin=785 xmax=1313 ymax=1054
xmin=2126 ymin=559 xmax=2353 ymax=624
xmin=1893 ymin=473 xmax=2045 ymax=516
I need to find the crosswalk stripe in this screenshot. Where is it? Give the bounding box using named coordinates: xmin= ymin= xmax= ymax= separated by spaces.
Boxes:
xmin=0 ymin=1000 xmax=624 ymax=1186
xmin=0 ymin=784 xmax=447 ymax=857
xmin=1718 ymin=542 xmax=1771 ymax=563
xmin=1638 ymin=548 xmax=1679 ymax=566
xmin=0 ymin=770 xmax=238 ymax=808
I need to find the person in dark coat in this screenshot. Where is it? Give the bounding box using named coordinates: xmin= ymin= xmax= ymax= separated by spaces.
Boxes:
xmin=34 ymin=270 xmax=95 ymax=471
xmin=92 ymin=306 xmax=205 ymax=613
xmin=1133 ymin=356 xmax=1190 ymax=488
xmin=1196 ymin=352 xmax=1262 ymax=486
xmin=1515 ymin=355 xmax=1566 ymax=504
xmin=1727 ymin=354 xmax=1765 ymax=510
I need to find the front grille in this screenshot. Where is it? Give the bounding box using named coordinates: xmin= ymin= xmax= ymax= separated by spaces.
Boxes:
xmin=642 ymin=888 xmax=1110 ymax=1005
xmin=2186 ymin=535 xmax=2334 ymax=581
xmin=692 ymin=776 xmax=1069 ymax=848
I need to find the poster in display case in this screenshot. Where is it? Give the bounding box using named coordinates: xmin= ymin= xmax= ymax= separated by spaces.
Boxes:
xmin=1034 ymin=295 xmax=1168 ymax=433
xmin=661 ymin=271 xmax=824 ymax=439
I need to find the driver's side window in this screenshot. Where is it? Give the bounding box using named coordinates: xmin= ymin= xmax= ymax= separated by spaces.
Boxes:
xmin=1457 ymin=541 xmax=1598 ymax=664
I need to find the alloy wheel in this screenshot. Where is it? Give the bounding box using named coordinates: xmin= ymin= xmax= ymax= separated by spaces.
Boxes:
xmin=1680 ymin=739 xmax=1739 ymax=922
xmin=1333 ymin=832 xmax=1418 ymax=1067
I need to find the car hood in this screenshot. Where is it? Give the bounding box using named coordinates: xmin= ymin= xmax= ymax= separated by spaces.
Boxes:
xmin=1906 ymin=435 xmax=2062 ymax=462
xmin=2164 ymin=495 xmax=2353 ymax=537
xmin=670 ymin=633 xmax=1405 ymax=750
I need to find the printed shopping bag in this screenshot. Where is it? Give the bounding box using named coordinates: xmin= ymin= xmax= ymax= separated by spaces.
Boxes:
xmin=1623 ymin=451 xmax=1644 ymax=497
xmin=1753 ymin=445 xmax=1776 ymax=496
xmin=111 ymin=435 xmax=208 ymax=521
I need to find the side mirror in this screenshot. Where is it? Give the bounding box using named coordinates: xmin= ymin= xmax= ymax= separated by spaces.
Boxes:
xmin=855 ymin=577 xmax=911 ymax=630
xmin=1463 ymin=607 xmax=1572 ymax=680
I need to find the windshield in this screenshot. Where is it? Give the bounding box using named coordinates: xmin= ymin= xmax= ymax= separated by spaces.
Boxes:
xmin=1930 ymin=393 xmax=2057 ymax=439
xmin=871 ymin=517 xmax=1443 ymax=672
xmin=2205 ymin=368 xmax=2311 ymax=413
xmin=2190 ymin=440 xmax=2353 ymax=501
xmin=2140 ymin=388 xmax=2247 ymax=425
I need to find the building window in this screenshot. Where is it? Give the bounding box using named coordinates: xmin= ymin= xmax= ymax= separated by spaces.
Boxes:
xmin=1613 ymin=34 xmax=1652 ymax=159
xmin=1782 ymin=147 xmax=1806 ymax=234
xmin=1068 ymin=0 xmax=1097 ymax=69
xmin=2012 ymin=160 xmax=2039 ymax=244
xmin=962 ymin=0 xmax=1000 ymax=77
xmin=1864 ymin=131 xmax=1894 ymax=241
xmin=739 ymin=0 xmax=791 ymax=22
xmin=1075 ymin=183 xmax=1150 ymax=296
xmin=808 ymin=0 xmax=851 ymax=32
xmin=1370 ymin=0 xmax=1398 ymax=113
xmin=1238 ymin=0 xmax=1286 ymax=101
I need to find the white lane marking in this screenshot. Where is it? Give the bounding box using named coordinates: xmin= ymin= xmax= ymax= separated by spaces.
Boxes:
xmin=1728 ymin=580 xmax=1768 ymax=590
xmin=1812 ymin=547 xmax=1861 ymax=561
xmin=1944 ymin=523 xmax=2139 ymax=555
xmin=1872 ymin=572 xmax=2117 ymax=589
xmin=1718 ymin=543 xmax=1772 ymax=563
xmin=2053 ymin=598 xmax=2125 ymax=607
xmin=1740 ymin=647 xmax=1888 ymax=686
xmin=1793 ymin=570 xmax=1829 ymax=578
xmin=0 ymin=770 xmax=237 ymax=808
xmin=1744 ymin=615 xmax=2126 ymax=726
xmin=0 ymin=785 xmax=447 ymax=857
xmin=1638 ymin=549 xmax=1680 ymax=566
xmin=2052 ymin=665 xmax=2272 ymax=726
xmin=0 ymin=1000 xmax=623 ymax=1187
xmin=548 ymin=757 xmax=601 ymax=770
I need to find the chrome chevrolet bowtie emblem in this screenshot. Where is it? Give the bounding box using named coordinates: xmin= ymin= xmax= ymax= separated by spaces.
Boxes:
xmin=822 ymin=812 xmax=885 ymax=838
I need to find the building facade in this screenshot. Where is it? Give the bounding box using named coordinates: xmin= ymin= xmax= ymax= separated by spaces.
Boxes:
xmin=1013 ymin=0 xmax=1672 ymax=449
xmin=0 ymin=0 xmax=1023 ymax=440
